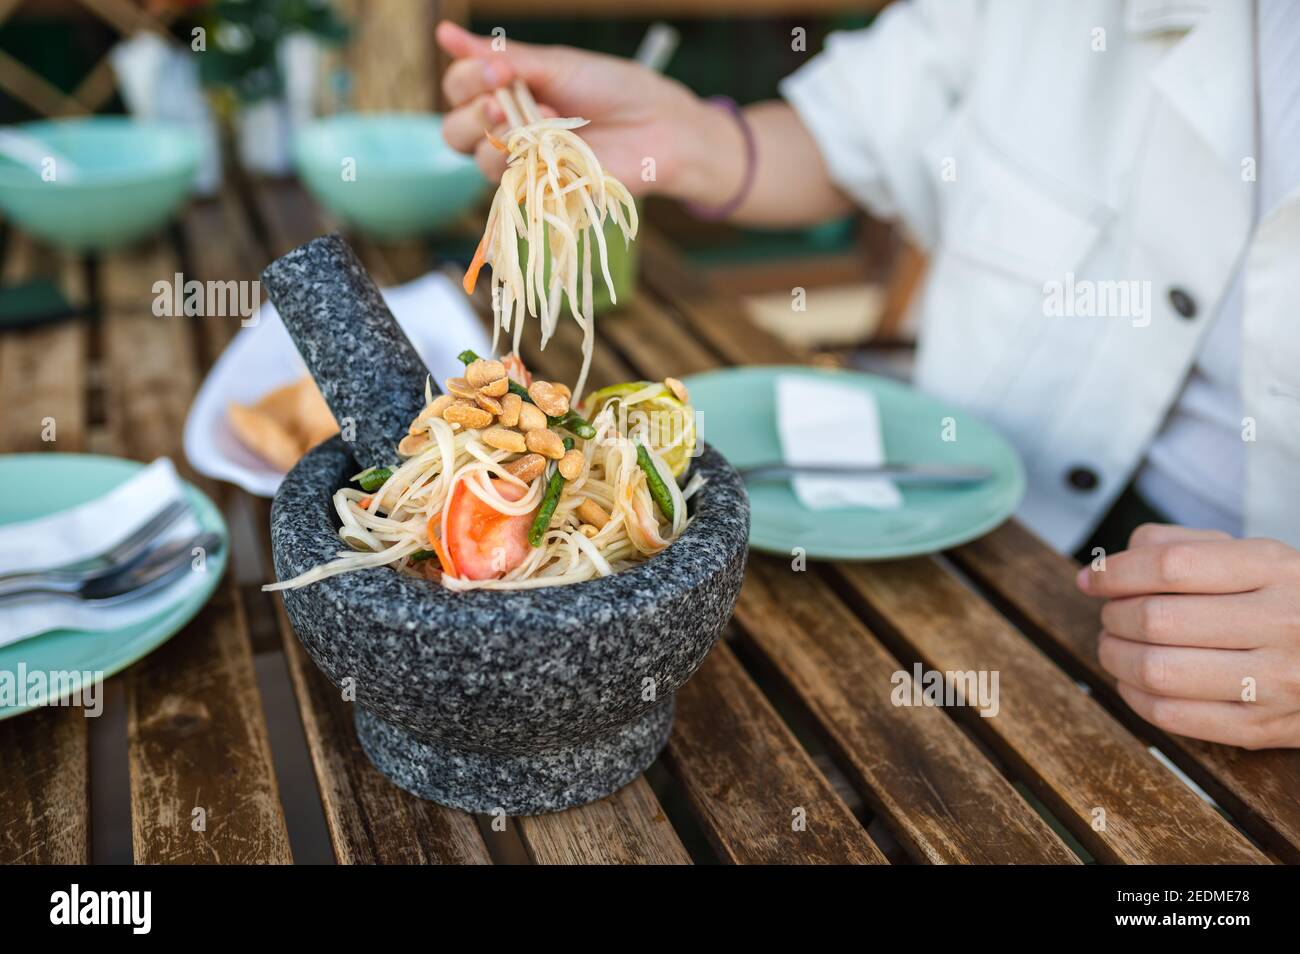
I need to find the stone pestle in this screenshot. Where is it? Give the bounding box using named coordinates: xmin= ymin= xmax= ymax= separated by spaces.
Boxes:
xmin=260 ymin=233 xmax=434 ymax=471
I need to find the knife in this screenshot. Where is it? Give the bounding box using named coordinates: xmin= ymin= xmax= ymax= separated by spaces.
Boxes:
xmin=739 ymin=463 xmax=994 ymax=486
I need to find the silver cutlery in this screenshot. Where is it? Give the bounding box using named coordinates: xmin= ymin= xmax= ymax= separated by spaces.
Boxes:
xmin=0 ymin=531 xmax=222 ymax=606
xmin=0 ymin=499 xmax=190 ymax=593
xmin=739 ymin=463 xmax=994 ymax=486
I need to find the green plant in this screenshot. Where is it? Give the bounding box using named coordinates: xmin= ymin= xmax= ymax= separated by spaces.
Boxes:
xmin=186 ymin=0 xmax=348 ymax=104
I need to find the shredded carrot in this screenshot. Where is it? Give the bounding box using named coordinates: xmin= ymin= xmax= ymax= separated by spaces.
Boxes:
xmin=359 ymin=496 xmax=372 ymax=509
xmin=426 ymin=512 xmax=456 ymax=577
xmin=463 ymin=233 xmax=488 ymax=295
xmin=484 ymin=128 xmax=508 ymax=153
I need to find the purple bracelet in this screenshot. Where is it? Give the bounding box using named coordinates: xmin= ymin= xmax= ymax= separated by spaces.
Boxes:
xmin=684 ymin=95 xmax=756 ymax=221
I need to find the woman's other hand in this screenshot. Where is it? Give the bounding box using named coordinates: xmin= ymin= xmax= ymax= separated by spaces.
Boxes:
xmin=1079 ymin=524 xmax=1300 ymax=749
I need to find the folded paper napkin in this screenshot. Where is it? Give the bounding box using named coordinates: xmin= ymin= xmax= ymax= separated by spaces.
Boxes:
xmin=775 ymin=375 xmax=902 ymax=510
xmin=0 ymin=458 xmax=208 ymax=647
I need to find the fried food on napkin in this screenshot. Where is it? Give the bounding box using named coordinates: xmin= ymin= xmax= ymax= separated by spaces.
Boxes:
xmin=228 ymin=376 xmax=338 ymax=471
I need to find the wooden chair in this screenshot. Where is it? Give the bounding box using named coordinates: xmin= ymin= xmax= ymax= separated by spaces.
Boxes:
xmin=0 ymin=0 xmax=182 ymax=118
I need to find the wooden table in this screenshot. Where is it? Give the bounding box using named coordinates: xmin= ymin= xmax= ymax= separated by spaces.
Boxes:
xmin=2 ymin=181 xmax=1298 ymax=866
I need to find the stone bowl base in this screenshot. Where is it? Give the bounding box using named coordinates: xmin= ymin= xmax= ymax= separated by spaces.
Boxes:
xmin=353 ymin=699 xmax=676 ymax=816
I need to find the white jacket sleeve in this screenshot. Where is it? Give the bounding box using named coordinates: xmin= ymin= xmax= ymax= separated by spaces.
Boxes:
xmin=779 ymin=0 xmax=984 ymax=249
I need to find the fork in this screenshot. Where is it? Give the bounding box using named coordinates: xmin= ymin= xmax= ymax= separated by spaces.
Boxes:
xmin=0 ymin=531 xmax=222 ymax=606
xmin=0 ymin=498 xmax=190 ymax=594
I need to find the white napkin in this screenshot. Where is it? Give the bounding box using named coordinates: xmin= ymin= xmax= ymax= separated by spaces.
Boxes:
xmin=775 ymin=375 xmax=902 ymax=510
xmin=184 ymin=270 xmax=492 ymax=497
xmin=0 ymin=458 xmax=210 ymax=647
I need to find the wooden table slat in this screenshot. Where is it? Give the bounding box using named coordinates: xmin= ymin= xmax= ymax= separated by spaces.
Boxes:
xmin=830 ymin=557 xmax=1266 ymax=864
xmin=665 ymin=643 xmax=888 ymax=864
xmin=516 ymin=776 xmax=691 ymax=865
xmin=951 ymin=521 xmax=1300 ymax=863
xmin=735 ymin=555 xmax=1078 ymax=864
xmin=98 ymin=240 xmax=292 ymax=863
xmin=0 ymin=235 xmax=90 ymax=864
xmin=0 ymin=705 xmax=89 ymax=864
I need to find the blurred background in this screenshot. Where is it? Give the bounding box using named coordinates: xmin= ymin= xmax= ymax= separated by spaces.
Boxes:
xmin=0 ymin=0 xmax=920 ymax=368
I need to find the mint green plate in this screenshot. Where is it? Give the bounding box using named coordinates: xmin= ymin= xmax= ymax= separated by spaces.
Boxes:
xmin=0 ymin=118 xmax=199 ymax=251
xmin=682 ymin=366 xmax=1025 ymax=560
xmin=0 ymin=454 xmax=228 ymax=721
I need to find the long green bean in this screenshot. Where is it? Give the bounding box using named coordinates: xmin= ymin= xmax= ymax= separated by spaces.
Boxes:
xmin=635 ymin=440 xmax=675 ymax=523
xmin=527 ymin=437 xmax=575 ymax=547
xmin=357 ymin=467 xmax=393 ymax=492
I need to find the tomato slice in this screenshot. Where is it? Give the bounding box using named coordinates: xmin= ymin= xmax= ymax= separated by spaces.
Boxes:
xmin=502 ymin=353 xmax=532 ymax=388
xmin=444 ymin=476 xmax=537 ymax=580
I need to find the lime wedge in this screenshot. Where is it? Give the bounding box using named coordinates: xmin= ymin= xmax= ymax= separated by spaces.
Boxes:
xmin=582 ymin=380 xmax=697 ymax=478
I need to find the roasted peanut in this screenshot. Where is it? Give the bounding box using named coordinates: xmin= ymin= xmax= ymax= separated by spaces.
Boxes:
xmin=526 ymin=427 xmax=565 ymax=460
xmin=438 ymin=397 xmax=474 ymax=417
xmin=479 ymin=375 xmax=510 ymax=397
xmin=409 ymin=395 xmax=454 ymax=433
xmin=503 ymin=453 xmax=546 ymax=483
xmin=475 ymin=391 xmax=504 ymax=416
xmin=465 ymin=358 xmax=507 ymax=389
xmin=499 ymin=392 xmax=522 ymax=427
xmin=664 ymin=377 xmax=689 ymax=403
xmin=398 ymin=432 xmax=430 ymax=456
xmin=576 ymin=498 xmax=610 ymax=529
xmin=482 ymin=425 xmax=527 ymax=453
xmin=443 ymin=403 xmax=493 ymax=429
xmin=578 ymin=523 xmax=599 ymax=538
xmin=527 ymin=380 xmax=570 ymax=417
xmin=517 ymin=401 xmax=548 ymax=432
xmin=445 ymin=376 xmax=478 ymax=400
xmin=558 ymin=448 xmax=584 ymax=480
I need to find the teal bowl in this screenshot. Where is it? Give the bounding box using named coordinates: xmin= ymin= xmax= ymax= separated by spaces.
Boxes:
xmin=0 ymin=118 xmax=199 ymax=251
xmin=295 ymin=113 xmax=487 ymax=238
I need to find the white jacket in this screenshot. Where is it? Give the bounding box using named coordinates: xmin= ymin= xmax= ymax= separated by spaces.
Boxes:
xmin=782 ymin=0 xmax=1299 ymax=553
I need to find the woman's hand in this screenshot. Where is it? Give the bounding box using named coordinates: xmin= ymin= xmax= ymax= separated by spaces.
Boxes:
xmin=1077 ymin=523 xmax=1300 ymax=749
xmin=435 ymin=21 xmax=727 ymax=201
